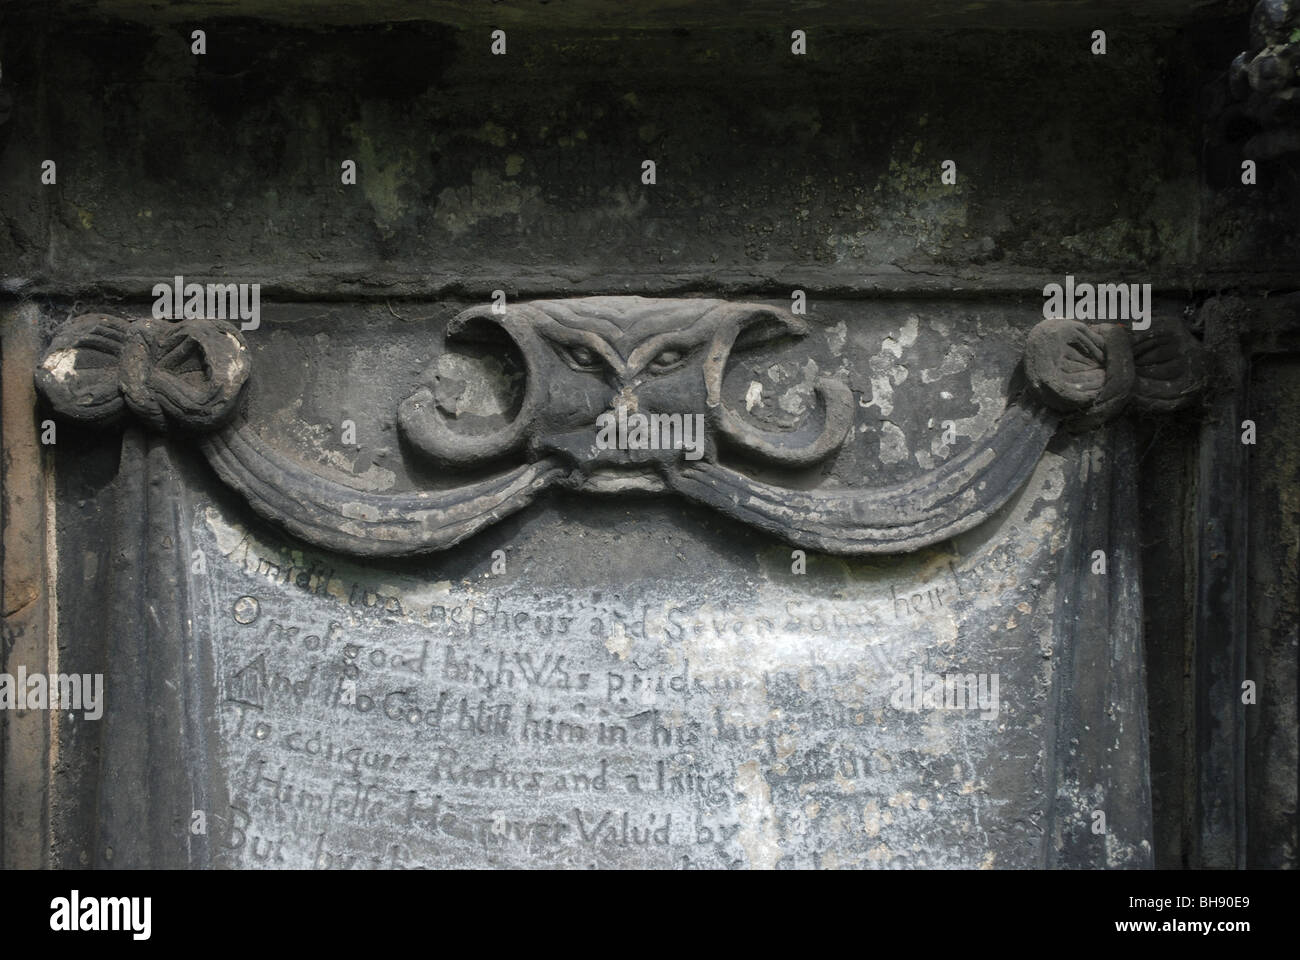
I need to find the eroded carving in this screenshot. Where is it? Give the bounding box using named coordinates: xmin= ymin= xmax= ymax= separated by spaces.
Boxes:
xmin=36 ymin=300 xmax=1204 ymax=558
xmin=36 ymin=313 xmax=250 ymax=431
xmin=1024 ymin=318 xmax=1205 ymax=429
xmin=396 ymin=298 xmax=854 ymax=479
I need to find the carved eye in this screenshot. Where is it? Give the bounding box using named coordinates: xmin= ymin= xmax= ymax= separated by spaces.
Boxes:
xmin=558 ymin=343 xmax=603 ymax=373
xmin=648 ymin=348 xmax=686 ymax=374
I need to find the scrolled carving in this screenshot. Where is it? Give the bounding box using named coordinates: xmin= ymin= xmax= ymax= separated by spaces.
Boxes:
xmin=1130 ymin=322 xmax=1207 ymax=413
xmin=1024 ymin=317 xmax=1203 ymax=429
xmin=35 ymin=300 xmax=1206 ymax=558
xmin=36 ymin=314 xmax=133 ymax=425
xmin=1024 ymin=319 xmax=1134 ymax=429
xmin=396 ymin=296 xmax=852 ymax=483
xmin=36 ymin=314 xmax=250 ymax=431
xmin=701 ymin=305 xmax=855 ymax=468
xmin=398 ymin=305 xmax=549 ymax=469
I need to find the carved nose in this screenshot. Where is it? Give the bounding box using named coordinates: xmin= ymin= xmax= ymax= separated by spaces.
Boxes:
xmin=606 ymin=383 xmax=639 ymax=416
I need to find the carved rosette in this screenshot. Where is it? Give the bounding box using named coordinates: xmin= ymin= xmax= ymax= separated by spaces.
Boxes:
xmin=36 ymin=314 xmax=250 ymax=431
xmin=35 ymin=305 xmax=1205 ymax=557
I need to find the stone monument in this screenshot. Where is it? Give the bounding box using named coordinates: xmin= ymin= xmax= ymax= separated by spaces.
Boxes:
xmin=1 ymin=0 xmax=1295 ymax=872
xmin=23 ymin=297 xmax=1203 ymax=868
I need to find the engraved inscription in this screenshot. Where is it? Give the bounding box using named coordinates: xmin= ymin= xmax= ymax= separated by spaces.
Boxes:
xmin=194 ymin=443 xmax=1075 ymax=868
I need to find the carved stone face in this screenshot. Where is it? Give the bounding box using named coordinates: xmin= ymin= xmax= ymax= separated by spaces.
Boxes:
xmin=34 ymin=303 xmax=1206 ymax=558
xmin=397 ymin=295 xmax=854 ymax=493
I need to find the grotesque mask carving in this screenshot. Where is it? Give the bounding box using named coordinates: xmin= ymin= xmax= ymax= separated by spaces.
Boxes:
xmin=36 ymin=298 xmax=1205 ymax=558
xmin=396 ymin=297 xmax=855 ymax=491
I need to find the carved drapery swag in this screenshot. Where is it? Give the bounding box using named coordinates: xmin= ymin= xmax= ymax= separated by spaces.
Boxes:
xmin=36 ymin=298 xmax=1205 ymax=557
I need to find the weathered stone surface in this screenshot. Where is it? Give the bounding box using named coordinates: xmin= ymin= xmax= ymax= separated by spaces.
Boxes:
xmin=30 ymin=299 xmax=1178 ymax=868
xmin=36 ymin=301 xmax=1203 ymax=562
xmin=194 ymin=431 xmax=1139 ymax=869
xmin=4 ymin=0 xmax=1296 ymax=875
xmin=35 ymin=314 xmax=250 ymax=431
xmin=1 ymin=303 xmax=53 ymax=870
xmin=3 ymin=17 xmax=1262 ymax=296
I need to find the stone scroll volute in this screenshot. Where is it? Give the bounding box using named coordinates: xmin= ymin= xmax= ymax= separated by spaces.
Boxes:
xmin=35 ymin=298 xmax=1205 ymax=558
